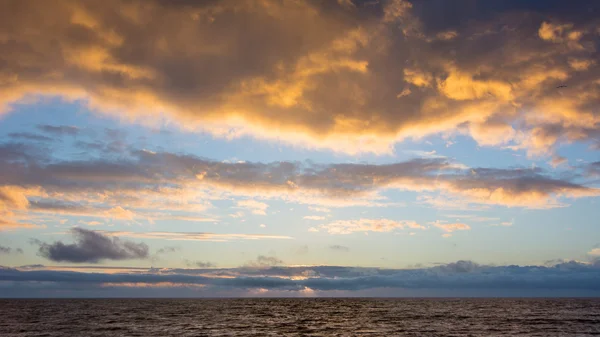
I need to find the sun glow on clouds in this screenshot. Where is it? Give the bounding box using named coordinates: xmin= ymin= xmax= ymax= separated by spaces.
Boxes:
xmin=316 ymin=219 xmax=426 ymax=235
xmin=0 ymin=0 xmax=597 ymax=158
xmin=0 ymin=0 xmax=599 ymax=295
xmin=99 ymin=231 xmax=293 ymax=243
xmin=237 ymin=200 xmax=269 ymax=215
xmin=431 ymin=221 xmax=471 ymax=238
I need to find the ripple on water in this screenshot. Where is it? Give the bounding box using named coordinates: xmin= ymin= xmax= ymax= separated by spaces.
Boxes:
xmin=0 ymin=298 xmax=600 ymax=336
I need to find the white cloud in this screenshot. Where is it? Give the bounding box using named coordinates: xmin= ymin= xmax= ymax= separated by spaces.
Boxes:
xmin=319 ymin=218 xmax=426 ymax=235
xmin=237 ymin=200 xmax=269 ymax=215
xmin=588 ymin=248 xmax=600 ymax=256
xmin=304 ymin=215 xmax=326 ymax=221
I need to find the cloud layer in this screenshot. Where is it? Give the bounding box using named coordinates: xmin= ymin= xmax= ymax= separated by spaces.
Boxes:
xmin=1 ymin=133 xmax=598 ymax=231
xmin=0 ymin=0 xmax=599 ymax=155
xmin=2 ymin=259 xmax=600 ymax=297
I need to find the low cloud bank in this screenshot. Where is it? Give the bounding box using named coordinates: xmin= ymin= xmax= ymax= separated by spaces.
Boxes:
xmin=2 ymin=259 xmax=599 ymax=297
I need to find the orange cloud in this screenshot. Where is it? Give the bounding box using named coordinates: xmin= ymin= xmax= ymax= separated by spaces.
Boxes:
xmin=432 ymin=221 xmax=471 ymax=233
xmin=1 ymin=139 xmax=598 ymax=228
xmin=0 ymin=1 xmax=599 ymax=222
xmin=0 ymin=0 xmax=598 ymax=157
xmin=0 ymin=218 xmax=46 ymax=231
xmin=317 ymin=218 xmax=426 ymax=235
xmin=237 ymin=200 xmax=269 ymax=215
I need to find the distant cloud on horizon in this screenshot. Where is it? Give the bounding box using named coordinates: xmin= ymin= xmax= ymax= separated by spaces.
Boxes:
xmin=2 ymin=259 xmax=600 ymax=297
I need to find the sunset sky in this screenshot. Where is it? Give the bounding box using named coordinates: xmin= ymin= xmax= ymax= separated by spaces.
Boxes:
xmin=1 ymin=0 xmax=600 ymax=297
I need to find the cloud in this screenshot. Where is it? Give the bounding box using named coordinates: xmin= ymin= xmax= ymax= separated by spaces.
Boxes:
xmin=0 ymin=134 xmax=597 ymax=232
xmin=490 ymin=221 xmax=514 ymax=227
xmin=0 ymin=185 xmax=43 ymax=211
xmin=103 ymin=230 xmax=292 ymax=242
xmin=538 ymin=21 xmax=582 ymax=45
xmin=588 ymin=248 xmax=600 ymax=257
xmin=304 ymin=215 xmax=326 ymax=221
xmin=155 ymin=215 xmax=216 ymax=223
xmin=0 ymin=0 xmax=598 ymax=158
xmin=2 ymin=259 xmax=600 ymax=297
xmin=156 ymin=246 xmax=180 ymax=255
xmin=444 ymin=214 xmax=499 ymax=222
xmin=237 ymin=200 xmax=269 ymax=215
xmin=0 ymin=219 xmax=46 ymax=231
xmin=308 ymin=207 xmax=330 ymax=213
xmin=184 ymin=260 xmax=215 ymax=268
xmin=432 ymin=221 xmax=471 ymax=233
xmin=8 ymin=132 xmax=53 ymax=142
xmin=0 ymin=246 xmax=22 ymax=254
xmin=33 ymin=227 xmax=149 ymax=263
xmin=36 ymin=125 xmax=79 ymax=136
xmin=105 ymin=206 xmax=136 ymax=220
xmin=329 ymin=245 xmax=350 ymax=252
xmin=319 ymin=218 xmax=426 ymax=235
xmin=246 ymin=255 xmax=284 ymax=268
xmin=587 ymin=162 xmax=600 ymax=177
xmin=436 ymin=30 xmax=458 ymax=41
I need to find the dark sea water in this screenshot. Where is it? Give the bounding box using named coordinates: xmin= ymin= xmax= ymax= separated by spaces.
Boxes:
xmin=1 ymin=298 xmax=600 ymax=336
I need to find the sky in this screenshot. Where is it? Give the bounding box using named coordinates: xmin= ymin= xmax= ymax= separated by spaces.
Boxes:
xmin=0 ymin=0 xmax=600 ymax=297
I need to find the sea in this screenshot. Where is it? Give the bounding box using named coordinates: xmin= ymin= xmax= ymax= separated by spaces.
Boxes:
xmin=1 ymin=298 xmax=599 ymax=336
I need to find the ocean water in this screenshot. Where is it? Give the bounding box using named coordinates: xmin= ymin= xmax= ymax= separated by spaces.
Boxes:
xmin=1 ymin=298 xmax=599 ymax=336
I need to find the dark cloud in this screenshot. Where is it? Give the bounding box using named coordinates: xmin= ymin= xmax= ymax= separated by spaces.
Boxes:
xmin=1 ymin=138 xmax=597 ymax=213
xmin=150 ymin=246 xmax=181 ymax=263
xmin=245 ymin=255 xmax=284 ymax=268
xmin=8 ymin=132 xmax=53 ymax=142
xmin=329 ymin=245 xmax=350 ymax=252
xmin=29 ymin=200 xmax=95 ymax=215
xmin=0 ymin=142 xmax=48 ymax=163
xmin=0 ymin=246 xmax=23 ymax=255
xmin=36 ymin=125 xmax=79 ymax=136
xmin=33 ymin=227 xmax=149 ymax=263
xmin=156 ymin=246 xmax=180 ymax=255
xmin=0 ymin=218 xmax=43 ymax=231
xmin=409 ymin=0 xmax=600 ymax=34
xmin=17 ymin=264 xmax=45 ymax=269
xmin=587 ymin=161 xmax=600 ymax=176
xmin=432 ymin=260 xmax=479 ymax=273
xmin=1 ymin=260 xmax=600 ymax=297
xmin=184 ymin=260 xmax=216 ymax=268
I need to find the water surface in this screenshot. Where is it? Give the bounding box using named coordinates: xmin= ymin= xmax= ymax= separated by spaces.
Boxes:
xmin=1 ymin=298 xmax=600 ymax=336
